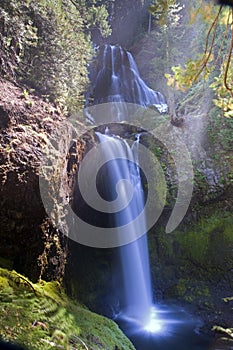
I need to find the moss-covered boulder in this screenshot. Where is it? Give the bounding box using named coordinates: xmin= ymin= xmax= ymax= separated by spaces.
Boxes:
xmin=0 ymin=267 xmax=135 ymax=350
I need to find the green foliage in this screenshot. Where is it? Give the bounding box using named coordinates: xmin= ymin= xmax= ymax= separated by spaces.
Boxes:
xmin=208 ymin=107 xmax=233 ymax=152
xmin=163 ymin=1 xmax=233 ymax=117
xmin=0 ymin=267 xmax=135 ymax=350
xmin=26 ymin=0 xmax=92 ymax=112
xmin=0 ymin=0 xmax=38 ymax=77
xmin=149 ymin=0 xmax=184 ymax=66
xmin=86 ymin=3 xmax=112 ymax=37
xmin=165 ymin=53 xmax=214 ymax=92
xmin=68 ymin=0 xmax=112 ymax=37
xmin=148 ymin=0 xmax=186 ymax=112
xmin=0 ymin=0 xmax=112 ymax=112
xmin=210 ymin=58 xmax=233 ymax=117
xmin=149 ymin=0 xmax=184 ymax=27
xmin=173 ymin=280 xmax=212 ymax=304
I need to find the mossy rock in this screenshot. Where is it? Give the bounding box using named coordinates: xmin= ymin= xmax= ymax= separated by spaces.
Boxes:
xmin=149 ymin=209 xmax=233 ymax=311
xmin=0 ymin=267 xmax=135 ymax=350
xmin=174 ymin=211 xmax=233 ymax=277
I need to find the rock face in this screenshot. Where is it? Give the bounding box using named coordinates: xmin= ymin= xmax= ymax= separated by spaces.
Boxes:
xmin=0 ymin=79 xmax=84 ymax=281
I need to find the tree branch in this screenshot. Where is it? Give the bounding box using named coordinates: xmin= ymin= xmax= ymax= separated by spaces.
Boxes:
xmin=223 ymin=8 xmax=233 ymax=96
xmin=194 ymin=5 xmax=223 ymax=83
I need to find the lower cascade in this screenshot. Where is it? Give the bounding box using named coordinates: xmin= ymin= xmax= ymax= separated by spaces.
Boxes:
xmin=96 ymin=132 xmax=153 ymax=327
xmin=94 ymin=131 xmax=211 ymax=350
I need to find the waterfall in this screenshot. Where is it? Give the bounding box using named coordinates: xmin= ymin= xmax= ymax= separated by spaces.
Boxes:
xmin=96 ymin=132 xmax=153 ymax=325
xmin=85 ymin=45 xmax=168 ymax=329
xmin=77 ymin=44 xmax=213 ymax=349
xmin=91 ymin=45 xmax=168 ymax=119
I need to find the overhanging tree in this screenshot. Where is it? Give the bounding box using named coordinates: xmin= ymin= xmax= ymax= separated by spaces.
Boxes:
xmin=159 ymin=0 xmax=233 ymax=118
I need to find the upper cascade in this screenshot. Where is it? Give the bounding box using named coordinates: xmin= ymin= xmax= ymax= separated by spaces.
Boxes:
xmin=91 ymin=45 xmax=168 ymax=114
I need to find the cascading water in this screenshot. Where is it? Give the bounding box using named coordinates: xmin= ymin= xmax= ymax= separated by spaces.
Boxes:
xmin=89 ymin=45 xmax=164 ymax=328
xmin=94 ymin=45 xmax=167 ymax=111
xmin=87 ymin=45 xmax=167 ymax=122
xmin=82 ymin=45 xmax=212 ymax=349
xmin=96 ymin=132 xmax=153 ymax=326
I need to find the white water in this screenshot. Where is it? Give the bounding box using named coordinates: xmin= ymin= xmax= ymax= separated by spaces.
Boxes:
xmin=96 ymin=132 xmax=153 ymax=325
xmin=93 ymin=45 xmax=168 ymax=119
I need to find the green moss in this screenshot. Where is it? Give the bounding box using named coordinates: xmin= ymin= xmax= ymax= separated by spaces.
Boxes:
xmin=174 ymin=211 xmax=233 ymax=270
xmin=153 ymin=209 xmax=233 ymax=309
xmin=176 ymin=230 xmax=209 ymax=265
xmin=183 ymin=284 xmax=211 ymax=304
xmin=176 ymin=278 xmax=187 ymax=297
xmin=223 ymin=221 xmax=233 ymax=242
xmin=0 ymin=267 xmax=135 ymax=350
xmin=165 ymin=278 xmax=212 ymax=306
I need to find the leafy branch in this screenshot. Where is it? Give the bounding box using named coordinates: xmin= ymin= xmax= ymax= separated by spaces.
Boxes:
xmin=164 ymin=2 xmax=233 ymax=117
xmin=193 ymin=5 xmax=223 ymax=83
xmin=223 ymin=8 xmax=233 ymax=96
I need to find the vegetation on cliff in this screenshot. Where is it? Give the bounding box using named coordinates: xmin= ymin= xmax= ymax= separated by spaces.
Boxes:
xmin=0 ymin=0 xmax=111 ymax=112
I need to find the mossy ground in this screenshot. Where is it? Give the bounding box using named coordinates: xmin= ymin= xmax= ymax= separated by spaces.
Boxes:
xmin=0 ymin=266 xmax=135 ymax=350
